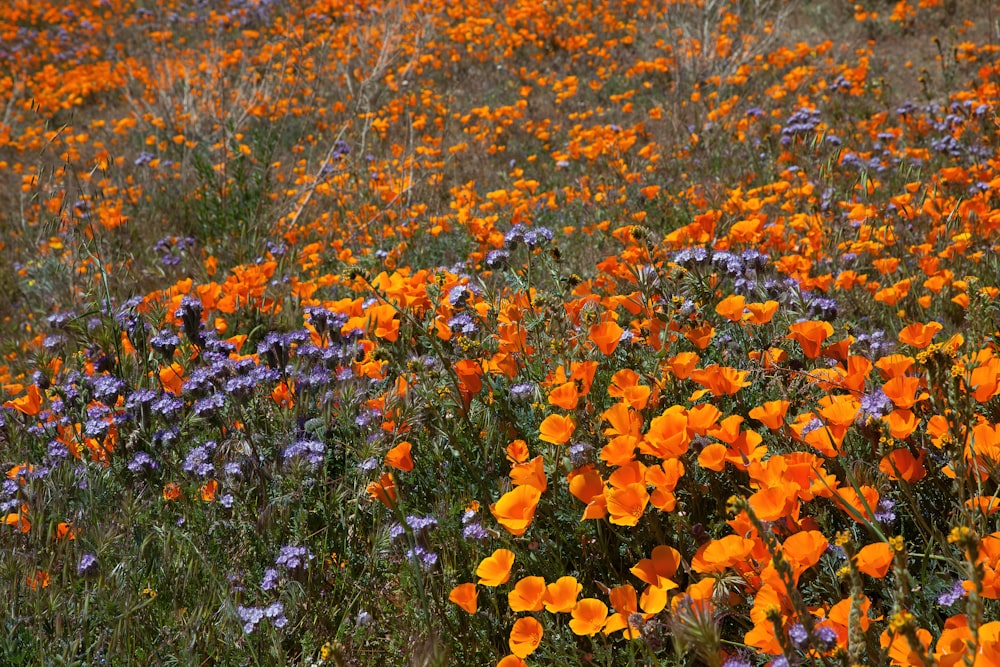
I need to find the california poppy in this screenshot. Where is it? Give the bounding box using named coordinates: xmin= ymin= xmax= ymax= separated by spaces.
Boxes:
xmin=509 ymin=617 xmax=543 ymax=658
xmin=449 ymin=583 xmax=478 ymax=613
xmin=855 ymin=542 xmax=894 ymax=578
xmin=491 ymin=485 xmax=541 ymax=536
xmin=590 ymin=320 xmax=625 ymax=355
xmin=898 ymin=321 xmax=943 ymax=349
xmin=386 ymin=441 xmax=414 ymax=472
xmin=477 ymin=549 xmax=515 ymax=586
xmin=366 ymin=472 xmax=397 ymax=508
xmin=539 ymin=414 xmax=575 ymax=444
xmin=786 ymin=320 xmax=834 ymax=359
xmin=543 ymin=576 xmax=582 ymax=612
xmin=569 ymin=598 xmax=609 ymax=636
xmin=508 ymin=576 xmax=546 ymax=612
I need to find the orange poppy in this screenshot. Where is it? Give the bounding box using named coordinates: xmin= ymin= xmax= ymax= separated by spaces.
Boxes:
xmin=3 ymin=384 xmax=42 ymax=416
xmin=159 ymin=363 xmax=185 ymax=396
xmin=162 ymin=482 xmax=182 ymax=502
xmin=715 ymin=294 xmax=746 ymax=322
xmin=496 ymin=656 xmax=528 ymax=667
xmin=386 ymin=441 xmax=414 ymax=472
xmin=491 ymin=485 xmax=542 ymax=536
xmin=509 ymin=617 xmax=543 ymax=658
xmin=548 ymin=381 xmax=579 ymax=410
xmin=666 ymin=352 xmax=699 ymax=380
xmin=691 ymin=535 xmax=755 ymax=574
xmin=630 ymin=545 xmax=682 ymax=588
xmin=898 ymin=321 xmax=943 ymax=349
xmin=855 ymin=542 xmax=894 ymax=578
xmin=477 ymin=549 xmax=515 ymax=586
xmin=786 ymin=320 xmax=834 ymax=359
xmin=590 ymin=320 xmax=625 ymax=355
xmin=506 ymin=439 xmax=530 ymax=464
xmin=539 ymin=414 xmax=575 ymax=444
xmin=569 ymin=598 xmax=609 ymax=636
xmin=605 ymin=483 xmax=650 ymax=527
xmin=748 ymin=400 xmax=789 ymax=430
xmin=508 ymin=576 xmax=546 ymax=612
xmin=510 ymin=456 xmax=547 ymax=492
xmin=366 ymin=472 xmax=397 ymax=508
xmin=642 ymin=408 xmax=690 ymax=459
xmin=56 ymin=522 xmax=76 ymax=540
xmin=543 ymin=576 xmax=582 ymax=612
xmin=748 ymin=485 xmax=796 ymax=522
xmin=3 ymin=509 xmax=30 ymax=533
xmin=689 ymin=365 xmax=750 ymax=396
xmin=880 ymin=627 xmax=932 ymax=666
xmin=449 ymin=583 xmax=478 ymax=613
xmin=878 ymin=448 xmax=926 ymax=483
xmin=781 ymin=530 xmax=829 ymax=575
xmin=200 ymin=480 xmax=218 ymax=502
xmin=745 ymin=300 xmax=779 ymax=325
xmin=882 ymin=376 xmax=924 ymax=409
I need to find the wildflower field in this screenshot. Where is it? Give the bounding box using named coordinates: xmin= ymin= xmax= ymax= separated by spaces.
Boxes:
xmin=4 ymin=0 xmax=1000 ymax=664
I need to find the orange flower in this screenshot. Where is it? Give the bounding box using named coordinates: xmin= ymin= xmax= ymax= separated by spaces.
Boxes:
xmin=715 ymin=294 xmax=746 ymax=322
xmin=689 ymin=365 xmax=750 ymax=396
xmin=386 ymin=441 xmax=414 ymax=472
xmin=692 ymin=534 xmax=755 ymax=574
xmin=781 ymin=530 xmax=829 ymax=575
xmin=539 ymin=414 xmax=575 ymax=444
xmin=547 ymin=381 xmax=579 ymax=410
xmin=898 ymin=321 xmax=943 ymax=349
xmin=477 ymin=549 xmax=515 ymax=586
xmin=855 ymin=542 xmax=894 ymax=578
xmin=745 ymin=300 xmax=779 ymax=325
xmin=508 ymin=576 xmax=546 ymax=612
xmin=3 ymin=384 xmax=42 ymax=416
xmin=200 ymin=479 xmax=218 ymax=502
xmin=366 ymin=472 xmax=397 ymax=508
xmin=748 ymin=400 xmax=789 ymax=430
xmin=3 ymin=509 xmax=30 ymax=533
xmin=878 ymin=448 xmax=926 ymax=483
xmin=543 ymin=576 xmax=582 ymax=612
xmin=882 ymin=376 xmax=924 ymax=410
xmin=506 ymin=439 xmax=530 ymax=463
xmin=748 ymin=485 xmax=796 ymax=522
xmin=605 ymin=483 xmax=650 ymax=527
xmin=496 ymin=656 xmax=527 ymax=667
xmin=786 ymin=320 xmax=834 ymax=359
xmin=159 ymin=363 xmax=185 ymax=396
xmin=162 ymin=482 xmax=182 ymax=502
xmin=449 ymin=583 xmax=478 ymax=613
xmin=590 ymin=320 xmax=625 ymax=355
xmin=510 ymin=456 xmax=547 ymax=493
xmin=56 ymin=522 xmax=76 ymax=540
xmin=631 ymin=545 xmax=682 ymax=588
xmin=25 ymin=569 xmax=50 ymax=591
xmin=569 ymin=598 xmax=609 ymax=636
xmin=491 ymin=485 xmax=541 ymax=536
xmin=880 ymin=627 xmax=932 ymax=666
xmin=508 ymin=617 xmax=543 ymax=658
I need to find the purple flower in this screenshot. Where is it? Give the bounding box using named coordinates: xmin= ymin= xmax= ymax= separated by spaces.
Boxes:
xmin=275 ymin=545 xmax=313 ymax=570
xmin=283 ymin=439 xmax=325 ymax=466
xmin=788 ymin=623 xmax=808 ymax=649
xmin=938 ymin=580 xmax=966 ymax=607
xmin=78 ymin=553 xmax=97 ymax=575
xmin=261 ymin=568 xmax=280 ymax=591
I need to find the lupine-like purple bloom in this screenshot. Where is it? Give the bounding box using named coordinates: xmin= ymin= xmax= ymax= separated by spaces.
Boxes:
xmin=275 ymin=545 xmax=313 ymax=570
xmin=128 ymin=452 xmax=159 ymax=472
xmin=78 ymin=553 xmax=97 ymax=575
xmin=261 ymin=568 xmax=280 ymax=591
xmin=938 ymin=580 xmax=966 ymax=607
xmin=283 ymin=439 xmax=325 ymax=466
xmin=788 ymin=623 xmax=808 ymax=649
